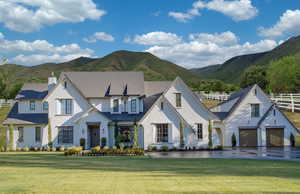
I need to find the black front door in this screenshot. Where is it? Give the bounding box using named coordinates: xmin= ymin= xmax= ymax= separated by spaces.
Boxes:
xmin=89 ymin=125 xmax=100 ymax=148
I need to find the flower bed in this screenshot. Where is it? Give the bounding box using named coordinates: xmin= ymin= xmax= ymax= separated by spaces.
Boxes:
xmin=64 ymin=146 xmax=144 ymax=156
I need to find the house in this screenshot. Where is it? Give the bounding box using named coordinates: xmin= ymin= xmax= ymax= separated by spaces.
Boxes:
xmin=3 ymin=72 xmax=299 ymax=150
xmin=3 ymin=72 xmax=217 ymax=150
xmin=211 ymin=85 xmax=299 ymax=147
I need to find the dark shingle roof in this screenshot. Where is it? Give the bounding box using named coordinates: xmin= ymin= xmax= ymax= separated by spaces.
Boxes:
xmin=144 ymin=81 xmax=172 ymax=96
xmin=16 ymin=83 xmax=48 ymax=100
xmin=3 ymin=102 xmax=48 ymax=125
xmin=213 ymin=112 xmax=229 ymax=120
xmin=101 ymin=112 xmax=144 ymax=122
xmin=228 ymin=86 xmax=252 ymax=101
xmin=63 ymin=72 xmax=145 ymax=98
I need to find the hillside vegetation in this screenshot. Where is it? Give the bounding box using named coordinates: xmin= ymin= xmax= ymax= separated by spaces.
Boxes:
xmin=191 ymin=35 xmax=300 ymax=84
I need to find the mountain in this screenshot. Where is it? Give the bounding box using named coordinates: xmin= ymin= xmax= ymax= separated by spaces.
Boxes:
xmin=191 ymin=35 xmax=300 ymax=84
xmin=0 ymin=50 xmax=202 ymax=87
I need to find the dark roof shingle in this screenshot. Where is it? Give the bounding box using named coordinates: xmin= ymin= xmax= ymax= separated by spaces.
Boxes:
xmin=16 ymin=83 xmax=48 ymax=100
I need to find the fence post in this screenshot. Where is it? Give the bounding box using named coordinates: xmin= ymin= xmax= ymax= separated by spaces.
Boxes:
xmin=290 ymin=94 xmax=295 ymax=112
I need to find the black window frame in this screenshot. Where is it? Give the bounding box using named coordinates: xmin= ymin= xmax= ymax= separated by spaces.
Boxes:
xmin=197 ymin=123 xmax=203 ymax=140
xmin=59 ymin=99 xmax=73 ymax=115
xmin=29 ymin=101 xmax=35 ymax=111
xmin=175 ymin=93 xmax=182 ymax=108
xmin=17 ymin=127 xmax=24 ymax=143
xmin=43 ymin=102 xmax=48 ymax=111
xmin=35 ymin=126 xmax=41 ymax=142
xmin=58 ymin=126 xmax=73 ymax=144
xmin=156 ymin=124 xmax=168 ymax=143
xmin=113 ymin=99 xmax=119 ymax=113
xmin=160 ymin=101 xmax=164 ymax=110
xmin=251 ymin=104 xmax=260 ymax=118
xmin=131 ymin=98 xmax=137 ymax=113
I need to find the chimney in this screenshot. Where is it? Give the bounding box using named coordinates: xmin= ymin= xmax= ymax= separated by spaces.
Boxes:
xmin=48 ymin=72 xmax=57 ymax=92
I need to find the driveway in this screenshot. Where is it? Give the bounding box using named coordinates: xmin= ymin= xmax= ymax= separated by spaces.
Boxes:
xmin=147 ymin=147 xmax=300 ymax=162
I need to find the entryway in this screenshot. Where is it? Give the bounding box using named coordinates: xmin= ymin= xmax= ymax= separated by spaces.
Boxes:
xmin=88 ymin=124 xmax=100 ymax=148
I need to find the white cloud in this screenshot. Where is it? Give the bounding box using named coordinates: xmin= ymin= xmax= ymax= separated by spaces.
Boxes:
xmin=258 ymin=10 xmax=300 ymax=39
xmin=132 ymin=31 xmax=278 ymax=68
xmin=129 ymin=32 xmax=182 ymax=46
xmin=83 ymin=32 xmax=115 ymax=43
xmin=189 ymin=31 xmax=238 ymax=46
xmin=0 ymin=32 xmax=94 ymax=65
xmin=169 ymin=0 xmax=258 ymax=22
xmin=0 ymin=0 xmax=106 ymax=33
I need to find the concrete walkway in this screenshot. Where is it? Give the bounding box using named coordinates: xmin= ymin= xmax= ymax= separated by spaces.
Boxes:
xmin=147 ymin=147 xmax=300 ymax=162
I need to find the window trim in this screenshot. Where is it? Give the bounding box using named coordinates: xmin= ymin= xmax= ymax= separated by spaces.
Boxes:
xmin=58 ymin=126 xmax=74 ymax=144
xmin=35 ymin=126 xmax=41 ymax=143
xmin=43 ymin=102 xmax=48 ymax=112
xmin=17 ymin=127 xmax=24 ymax=143
xmin=111 ymin=98 xmax=120 ymax=114
xmin=196 ymin=123 xmax=203 ymax=140
xmin=29 ymin=101 xmax=36 ymax=111
xmin=156 ymin=124 xmax=169 ymax=143
xmin=251 ymin=103 xmax=260 ymax=118
xmin=57 ymin=99 xmax=73 ymax=115
xmin=175 ymin=93 xmax=182 ymax=108
xmin=131 ymin=98 xmax=138 ymax=113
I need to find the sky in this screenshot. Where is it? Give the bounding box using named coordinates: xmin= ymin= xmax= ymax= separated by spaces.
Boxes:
xmin=0 ymin=0 xmax=300 ymax=69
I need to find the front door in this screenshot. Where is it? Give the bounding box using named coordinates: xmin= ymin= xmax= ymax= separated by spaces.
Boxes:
xmin=89 ymin=125 xmax=100 ymax=148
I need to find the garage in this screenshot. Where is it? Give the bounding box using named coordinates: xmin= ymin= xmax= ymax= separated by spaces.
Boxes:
xmin=266 ymin=128 xmax=284 ymax=147
xmin=239 ymin=128 xmax=257 ymax=147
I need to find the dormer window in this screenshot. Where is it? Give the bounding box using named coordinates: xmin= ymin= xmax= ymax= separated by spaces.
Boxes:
xmin=113 ymin=99 xmax=119 ymax=113
xmin=254 ymin=89 xmax=257 ymax=96
xmin=160 ymin=101 xmax=164 ymax=110
xmin=175 ymin=93 xmax=182 ymax=108
xmin=131 ymin=99 xmax=137 ymax=113
xmin=43 ymin=102 xmax=48 ymax=111
xmin=29 ymin=101 xmax=35 ymax=111
xmin=251 ymin=104 xmax=260 ymax=118
xmin=64 ymin=81 xmax=67 ymax=89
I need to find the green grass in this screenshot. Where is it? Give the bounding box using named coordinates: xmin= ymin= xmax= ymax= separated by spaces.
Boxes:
xmin=0 ymin=106 xmax=11 ymax=147
xmin=0 ymin=152 xmax=299 ymax=194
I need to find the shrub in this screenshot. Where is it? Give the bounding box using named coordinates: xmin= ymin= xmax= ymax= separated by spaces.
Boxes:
xmin=161 ymin=146 xmax=169 ymax=152
xmin=103 ymin=146 xmax=109 ymax=150
xmin=33 ymin=147 xmax=39 ymax=152
xmin=46 ymin=147 xmax=51 ymax=152
xmin=101 ymin=137 xmax=107 ymax=147
xmin=119 ymin=143 xmax=125 ymax=150
xmin=295 ymin=134 xmax=300 ymax=147
xmin=15 ymin=147 xmax=21 ymax=152
xmin=51 ymin=147 xmax=57 ymax=152
xmin=0 ymin=146 xmax=5 ymax=152
xmin=64 ymin=146 xmax=82 ymax=156
xmin=172 ymin=146 xmax=177 ymax=151
xmin=91 ymin=146 xmax=101 ymax=153
xmin=148 ymin=145 xmax=157 ymax=151
xmin=22 ymin=147 xmax=29 ymax=152
xmin=58 ymin=146 xmax=65 ymax=152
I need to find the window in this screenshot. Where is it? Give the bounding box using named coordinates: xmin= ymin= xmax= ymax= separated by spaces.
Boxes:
xmin=17 ymin=127 xmax=24 ymax=143
xmin=160 ymin=102 xmax=164 ymax=110
xmin=251 ymin=104 xmax=260 ymax=117
xmin=131 ymin=99 xmax=137 ymax=113
xmin=254 ymin=89 xmax=257 ymax=95
xmin=58 ymin=126 xmax=73 ymax=144
xmin=113 ymin=99 xmax=119 ymax=113
xmin=156 ymin=124 xmax=168 ymax=143
xmin=29 ymin=101 xmax=35 ymax=111
xmin=35 ymin=127 xmax=41 ymax=142
xmin=43 ymin=102 xmax=48 ymax=111
xmin=64 ymin=81 xmax=67 ymax=88
xmin=197 ymin=123 xmax=203 ymax=139
xmin=273 ymin=109 xmax=276 ymax=116
xmin=124 ymin=99 xmax=127 ymax=112
xmin=58 ymin=99 xmax=73 ymax=115
xmin=175 ymin=93 xmax=182 ymax=108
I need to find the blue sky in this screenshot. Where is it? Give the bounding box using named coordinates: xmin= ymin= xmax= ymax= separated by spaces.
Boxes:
xmin=0 ymin=0 xmax=300 ymax=68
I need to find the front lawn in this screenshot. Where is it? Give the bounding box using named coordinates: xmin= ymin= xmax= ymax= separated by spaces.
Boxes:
xmin=0 ymin=152 xmax=299 ymax=193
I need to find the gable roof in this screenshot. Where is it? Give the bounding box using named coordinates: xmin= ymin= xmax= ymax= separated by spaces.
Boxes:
xmin=16 ymin=83 xmax=48 ymax=100
xmin=61 ymin=72 xmax=144 ymax=98
xmin=3 ymin=102 xmax=48 ymax=125
xmin=213 ymin=85 xmax=254 ymax=121
xmin=144 ymin=81 xmax=172 ymax=96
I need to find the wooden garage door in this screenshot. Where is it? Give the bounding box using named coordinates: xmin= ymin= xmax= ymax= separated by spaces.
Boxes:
xmin=239 ymin=128 xmax=257 ymax=147
xmin=267 ymin=128 xmax=284 ymax=147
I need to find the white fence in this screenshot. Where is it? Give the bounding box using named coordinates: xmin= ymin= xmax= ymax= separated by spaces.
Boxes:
xmin=200 ymin=92 xmax=230 ymax=101
xmin=201 ymin=91 xmax=300 ymax=112
xmin=0 ymin=99 xmax=15 ymax=108
xmin=270 ymin=93 xmax=300 ymax=112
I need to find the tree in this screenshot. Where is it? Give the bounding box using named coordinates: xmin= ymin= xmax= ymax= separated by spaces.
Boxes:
xmin=133 ymin=124 xmax=139 ymax=148
xmin=267 ymin=56 xmax=300 ymax=93
xmin=240 ymin=65 xmax=268 ymax=90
